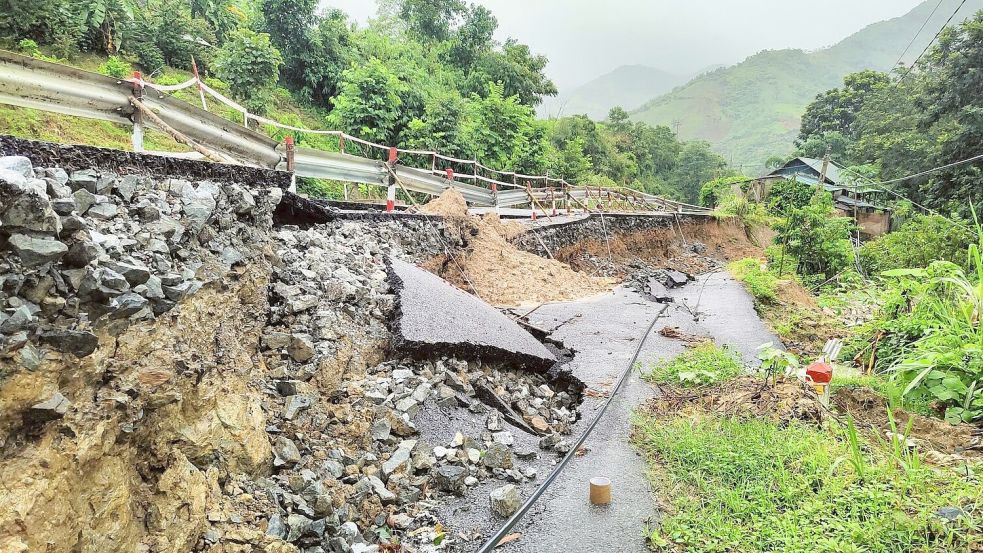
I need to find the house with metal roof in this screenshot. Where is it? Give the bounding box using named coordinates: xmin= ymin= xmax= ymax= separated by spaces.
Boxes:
xmin=748 ymin=157 xmax=893 ymax=238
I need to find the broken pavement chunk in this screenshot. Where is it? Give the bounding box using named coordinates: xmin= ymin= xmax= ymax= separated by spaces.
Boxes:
xmin=386 ymin=257 xmax=555 ymax=371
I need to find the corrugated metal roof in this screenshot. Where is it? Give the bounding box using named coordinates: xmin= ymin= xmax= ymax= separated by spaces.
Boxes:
xmin=774 ymin=157 xmax=846 ymax=184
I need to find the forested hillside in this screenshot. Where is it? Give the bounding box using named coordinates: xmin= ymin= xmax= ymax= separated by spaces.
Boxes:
xmin=631 ymin=0 xmax=983 ymax=168
xmin=793 ymin=11 xmax=983 ymax=218
xmin=0 ymin=0 xmax=733 ymax=203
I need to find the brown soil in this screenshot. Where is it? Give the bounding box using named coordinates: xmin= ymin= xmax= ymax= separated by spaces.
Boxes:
xmin=556 ymin=218 xmax=768 ymax=277
xmin=642 ymin=377 xmax=983 ymax=464
xmin=644 ymin=378 xmax=822 ymax=427
xmin=832 ymin=387 xmax=983 ymax=461
xmin=421 ymin=191 xmax=615 ymax=307
xmin=762 ymin=277 xmax=848 ymax=358
xmin=419 ymin=187 xmax=469 ymax=219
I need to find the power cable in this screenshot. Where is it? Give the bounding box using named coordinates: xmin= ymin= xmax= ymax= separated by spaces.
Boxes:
xmin=475 ymin=307 xmax=666 ymax=553
xmin=897 ymin=0 xmax=968 ymax=83
xmin=891 ymin=0 xmax=946 ymax=71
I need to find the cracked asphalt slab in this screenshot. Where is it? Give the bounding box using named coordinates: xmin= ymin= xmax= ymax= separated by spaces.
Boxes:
xmin=493 ymin=272 xmax=780 ymax=553
xmin=386 ymin=257 xmax=556 ymax=370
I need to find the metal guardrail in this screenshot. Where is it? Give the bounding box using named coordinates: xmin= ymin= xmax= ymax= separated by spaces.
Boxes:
xmin=0 ymin=50 xmax=712 ymax=214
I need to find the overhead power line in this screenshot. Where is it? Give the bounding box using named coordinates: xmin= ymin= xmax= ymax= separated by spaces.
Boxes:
xmin=891 ymin=0 xmax=946 ymax=71
xmin=897 ymin=0 xmax=968 ymax=83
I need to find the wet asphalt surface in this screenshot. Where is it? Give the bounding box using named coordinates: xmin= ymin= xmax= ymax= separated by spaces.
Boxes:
xmin=420 ymin=272 xmax=779 ymax=552
xmin=501 ymin=272 xmax=779 ymax=553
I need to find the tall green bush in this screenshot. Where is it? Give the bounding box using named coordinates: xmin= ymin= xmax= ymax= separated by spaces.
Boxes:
xmin=859 ymin=214 xmax=975 ymax=274
xmin=774 ymin=191 xmax=854 ymax=279
xmin=213 ymin=28 xmax=282 ymax=114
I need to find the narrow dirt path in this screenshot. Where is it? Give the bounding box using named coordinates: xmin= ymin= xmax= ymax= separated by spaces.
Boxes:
xmin=501 ymin=272 xmax=779 ymax=552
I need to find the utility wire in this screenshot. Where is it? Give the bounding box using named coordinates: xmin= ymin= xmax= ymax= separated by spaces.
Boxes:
xmin=891 ymin=0 xmax=946 ymax=71
xmin=475 ymin=308 xmax=666 ymax=553
xmin=897 ymin=0 xmax=968 ymax=83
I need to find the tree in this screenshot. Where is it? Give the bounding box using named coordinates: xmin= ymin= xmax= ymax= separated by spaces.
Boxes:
xmin=126 ymin=0 xmax=214 ymax=72
xmin=459 ymin=82 xmax=538 ymax=169
xmin=261 ymin=0 xmax=317 ymax=90
xmin=919 ymin=12 xmax=983 ymax=216
xmin=766 ymin=178 xmax=813 ymax=216
xmin=796 ymin=70 xmax=890 ymax=149
xmin=699 ymin=176 xmax=745 ymax=208
xmin=329 ymin=57 xmax=405 ymax=144
xmin=189 ymin=0 xmax=242 ymax=42
xmin=77 ymin=0 xmax=134 ymax=53
xmin=667 ymin=141 xmax=728 ymax=203
xmin=774 ymin=192 xmax=855 ymax=278
xmin=396 ymin=0 xmax=466 ymax=42
xmin=297 ymin=9 xmax=356 ymax=104
xmin=213 ymin=29 xmax=282 ymax=113
xmin=447 ymin=4 xmax=496 ymax=70
xmin=466 ymin=39 xmax=557 ymax=107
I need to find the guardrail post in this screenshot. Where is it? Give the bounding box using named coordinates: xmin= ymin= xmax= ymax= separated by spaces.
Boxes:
xmin=491 ymin=181 xmax=498 ymax=213
xmin=387 ymin=147 xmax=397 ymax=212
xmin=285 ymin=135 xmax=296 ymax=193
xmin=550 ymin=188 xmax=557 ymax=217
xmin=131 ymin=71 xmax=144 ymax=153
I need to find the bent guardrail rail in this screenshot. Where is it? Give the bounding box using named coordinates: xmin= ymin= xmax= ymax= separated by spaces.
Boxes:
xmin=0 ymin=50 xmax=712 ymax=214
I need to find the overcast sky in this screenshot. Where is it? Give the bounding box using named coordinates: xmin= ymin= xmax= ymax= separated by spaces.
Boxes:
xmin=321 ymin=0 xmax=925 ymax=91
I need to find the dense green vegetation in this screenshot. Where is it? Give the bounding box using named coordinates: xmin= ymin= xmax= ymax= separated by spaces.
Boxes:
xmin=0 ymin=0 xmax=733 ymax=202
xmin=630 ymin=0 xmax=983 ymax=169
xmin=795 ymin=10 xmax=983 ymax=218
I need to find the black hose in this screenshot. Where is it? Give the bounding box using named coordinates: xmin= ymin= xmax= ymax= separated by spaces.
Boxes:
xmin=474 ymin=305 xmax=668 ymax=552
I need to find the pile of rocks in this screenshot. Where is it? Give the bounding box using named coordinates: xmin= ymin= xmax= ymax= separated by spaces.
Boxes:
xmin=0 ymin=155 xmax=279 ymax=366
xmin=211 ymin=218 xmax=585 ymax=552
xmin=624 ymin=262 xmax=694 ymax=301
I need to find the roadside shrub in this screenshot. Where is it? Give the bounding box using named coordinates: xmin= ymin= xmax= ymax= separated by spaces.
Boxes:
xmin=98 ymin=55 xmax=132 ymax=78
xmin=715 ymin=195 xmax=771 ymax=230
xmin=213 ymin=28 xmax=282 ymax=114
xmin=774 ymin=191 xmax=854 ymax=279
xmin=699 ymin=176 xmax=743 ymax=207
xmin=647 ymin=342 xmax=744 ymax=387
xmin=729 ymin=258 xmax=778 ymax=305
xmin=16 ymin=38 xmax=40 ymax=55
xmin=859 ymin=214 xmax=975 ymax=274
xmin=880 ymin=250 xmax=983 ymax=424
xmin=766 ymin=177 xmax=812 ymax=216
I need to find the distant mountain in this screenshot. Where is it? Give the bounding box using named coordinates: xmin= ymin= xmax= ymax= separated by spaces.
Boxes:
xmin=630 ymin=0 xmax=983 ymax=170
xmin=539 ymin=65 xmax=688 ymax=120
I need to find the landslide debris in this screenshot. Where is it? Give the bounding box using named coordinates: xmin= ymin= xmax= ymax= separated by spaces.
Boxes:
xmin=0 ymin=155 xmax=281 ymax=553
xmin=418 ymin=190 xmax=614 ymax=307
xmin=0 ymin=153 xmax=586 ymax=553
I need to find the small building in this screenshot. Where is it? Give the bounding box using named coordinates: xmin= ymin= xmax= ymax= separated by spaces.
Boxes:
xmin=750 ymin=157 xmax=893 ymax=239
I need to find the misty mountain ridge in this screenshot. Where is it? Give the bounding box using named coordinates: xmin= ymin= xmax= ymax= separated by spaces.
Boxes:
xmin=539 ymin=65 xmax=689 ymax=120
xmin=628 ymin=0 xmax=983 ymax=169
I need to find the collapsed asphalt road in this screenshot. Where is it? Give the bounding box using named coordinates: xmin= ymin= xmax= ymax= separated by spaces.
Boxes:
xmin=493 ymin=271 xmax=780 ymax=553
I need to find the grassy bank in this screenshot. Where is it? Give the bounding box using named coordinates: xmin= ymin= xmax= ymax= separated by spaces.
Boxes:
xmin=634 ymin=346 xmax=982 ymax=552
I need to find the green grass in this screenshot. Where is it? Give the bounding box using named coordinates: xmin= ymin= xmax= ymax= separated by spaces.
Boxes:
xmin=646 ymin=342 xmax=744 ymax=387
xmin=729 ymin=258 xmax=778 ymax=306
xmin=0 ymin=105 xmax=187 ymax=152
xmin=634 ymin=414 xmax=981 ymax=552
